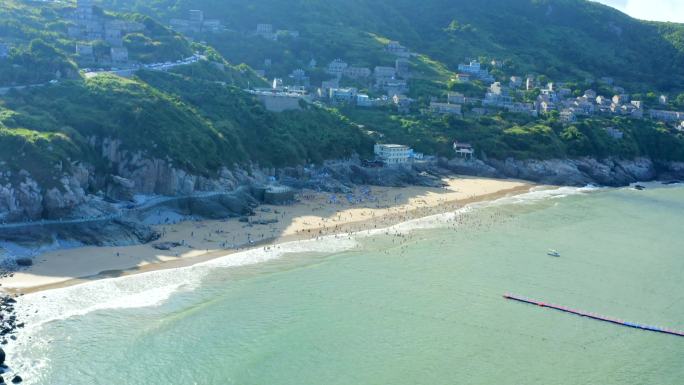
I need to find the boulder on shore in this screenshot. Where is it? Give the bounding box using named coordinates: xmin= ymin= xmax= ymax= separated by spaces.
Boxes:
xmin=14 ymin=258 xmax=32 ymax=267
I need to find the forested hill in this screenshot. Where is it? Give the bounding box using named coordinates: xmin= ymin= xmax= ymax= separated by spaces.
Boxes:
xmin=103 ymin=0 xmax=684 ymax=92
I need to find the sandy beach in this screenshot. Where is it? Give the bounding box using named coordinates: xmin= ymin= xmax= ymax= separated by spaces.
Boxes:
xmin=0 ymin=177 xmax=535 ymax=293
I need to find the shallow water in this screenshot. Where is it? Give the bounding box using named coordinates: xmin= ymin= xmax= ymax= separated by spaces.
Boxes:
xmin=10 ymin=185 xmax=684 ymax=385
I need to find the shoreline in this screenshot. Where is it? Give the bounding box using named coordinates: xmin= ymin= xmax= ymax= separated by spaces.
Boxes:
xmin=0 ymin=177 xmax=538 ymax=294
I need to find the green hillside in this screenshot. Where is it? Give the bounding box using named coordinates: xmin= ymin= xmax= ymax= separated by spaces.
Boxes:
xmin=0 ymin=65 xmax=370 ymax=184
xmin=101 ymin=0 xmax=684 ymax=92
xmin=0 ymin=0 xmax=191 ymax=85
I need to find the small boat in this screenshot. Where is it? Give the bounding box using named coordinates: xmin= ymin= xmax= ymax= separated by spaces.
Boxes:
xmin=634 ymin=184 xmax=646 ymax=191
xmin=547 ymin=249 xmax=561 ymax=257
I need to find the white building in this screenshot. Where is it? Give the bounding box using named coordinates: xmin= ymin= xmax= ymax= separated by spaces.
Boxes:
xmin=453 ymin=142 xmax=474 ymax=159
xmin=329 ymin=88 xmax=358 ymax=104
xmin=374 ymin=144 xmax=411 ymax=165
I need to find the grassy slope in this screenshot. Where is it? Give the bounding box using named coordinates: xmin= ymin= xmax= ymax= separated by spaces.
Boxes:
xmin=0 ymin=0 xmax=192 ymax=85
xmin=107 ymin=0 xmax=684 ymax=92
xmin=0 ymin=61 xmax=372 ymax=185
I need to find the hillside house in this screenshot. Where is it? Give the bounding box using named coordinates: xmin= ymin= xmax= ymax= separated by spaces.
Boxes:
xmin=75 ymin=43 xmax=94 ymax=62
xmin=374 ymin=66 xmax=396 ymax=80
xmin=343 ymin=67 xmax=371 ymax=79
xmin=510 ymin=76 xmax=522 ymax=88
xmin=430 ymin=102 xmax=462 ymax=116
xmin=612 ymin=94 xmax=629 ymax=105
xmin=560 ymin=109 xmax=577 ymax=123
xmin=525 ymin=77 xmax=535 ymax=91
xmin=0 ymin=43 xmax=9 ymax=58
xmin=456 ymin=73 xmax=472 ymax=83
xmin=659 ymin=95 xmax=669 ymax=105
xmin=540 ymin=100 xmax=556 ymax=113
xmin=393 ymin=94 xmax=412 ymax=114
xmin=329 ymin=88 xmax=358 ymax=104
xmin=374 ymin=144 xmax=412 ymax=165
xmin=453 ymin=142 xmax=475 ymax=159
xmin=649 ymin=109 xmax=683 ymax=122
xmin=506 ymin=103 xmax=538 ymax=117
xmin=357 ymin=94 xmax=372 ymax=107
xmin=584 ymin=89 xmax=597 ymax=99
xmin=385 ymin=80 xmax=408 ymax=96
xmin=321 ymin=79 xmax=339 ymax=92
xmin=110 ymin=47 xmax=129 ymax=64
xmin=256 ymin=24 xmax=275 ymax=39
xmin=327 ymin=59 xmax=348 ymax=76
xmin=289 ymin=69 xmax=309 ymax=86
xmin=189 ymin=10 xmax=204 ymax=23
xmin=386 ymin=41 xmax=409 ymax=57
xmin=447 ymin=92 xmax=466 ymax=104
xmin=457 ymin=60 xmax=493 ymax=82
xmin=395 ymin=58 xmax=410 ymax=78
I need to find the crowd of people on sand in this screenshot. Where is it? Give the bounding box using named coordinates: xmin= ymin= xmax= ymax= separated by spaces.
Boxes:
xmin=139 ymin=185 xmax=517 ymax=261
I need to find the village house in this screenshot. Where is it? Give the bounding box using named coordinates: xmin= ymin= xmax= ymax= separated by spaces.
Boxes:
xmin=584 ymin=89 xmax=597 ymax=99
xmin=256 ymin=24 xmax=275 ymax=39
xmin=329 ymin=88 xmax=358 ymax=104
xmin=456 ymin=73 xmax=472 ymax=83
xmin=560 ymin=109 xmax=577 ymax=123
xmin=374 ymin=66 xmax=397 ymax=80
xmin=110 ymin=47 xmax=129 ymax=64
xmin=170 ymin=10 xmax=222 ymax=34
xmin=75 ymin=43 xmax=94 ymax=62
xmin=509 ymin=76 xmax=522 ymax=88
xmin=447 ymin=92 xmax=466 ymax=104
xmin=649 ymin=109 xmax=683 ymax=122
xmin=540 ymin=100 xmax=556 ymax=114
xmin=678 ymin=121 xmax=684 ymax=132
xmin=374 ymin=144 xmax=412 ymax=165
xmin=659 ymin=95 xmax=669 ymax=105
xmin=386 ymin=41 xmax=410 ymax=57
xmin=572 ymin=99 xmax=595 ymax=115
xmin=453 ymin=141 xmax=475 ymax=159
xmin=385 ymin=79 xmax=408 ymax=96
xmin=320 ymin=79 xmax=339 ymax=92
xmin=249 ymin=88 xmax=308 ymax=112
xmin=506 ymin=103 xmax=538 ymax=117
xmin=342 ymin=66 xmax=371 ymax=79
xmin=289 ymin=69 xmax=309 ymax=86
xmin=429 ymin=102 xmax=462 ymax=116
xmin=395 ymin=58 xmax=410 ymax=78
xmin=526 ymin=77 xmax=535 ymax=91
xmin=457 ymin=60 xmax=494 ymax=82
xmin=596 ymin=95 xmax=611 ymax=106
xmin=326 ymin=59 xmax=348 ymax=77
xmin=356 ymin=94 xmax=373 ymax=107
xmin=612 ymin=94 xmax=629 ymax=105
xmin=393 ymin=94 xmax=412 ymax=114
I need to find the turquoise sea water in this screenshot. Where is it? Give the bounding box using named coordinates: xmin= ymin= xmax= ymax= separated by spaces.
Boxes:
xmin=9 ymin=185 xmax=684 ymax=385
